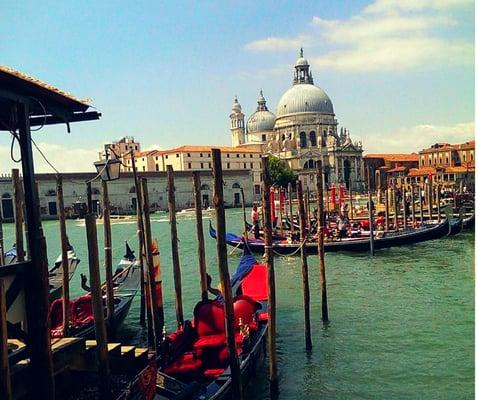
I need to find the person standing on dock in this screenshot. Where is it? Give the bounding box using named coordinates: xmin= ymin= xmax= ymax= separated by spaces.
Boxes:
xmin=251 ymin=205 xmax=260 ymax=239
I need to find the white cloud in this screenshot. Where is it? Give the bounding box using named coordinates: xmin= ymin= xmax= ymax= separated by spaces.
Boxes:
xmin=244 ymin=0 xmax=473 ymax=72
xmin=363 ymin=121 xmax=474 ymax=153
xmin=244 ymin=36 xmax=309 ymax=52
xmin=364 ymin=0 xmax=473 ymax=15
xmin=142 ymin=144 xmax=163 ymax=151
xmin=0 ymin=142 xmax=100 ymax=174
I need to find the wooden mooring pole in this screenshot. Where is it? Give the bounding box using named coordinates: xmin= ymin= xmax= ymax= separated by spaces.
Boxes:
xmin=349 ymin=179 xmax=354 ymax=220
xmin=288 ymin=182 xmax=293 ymax=223
xmin=411 ymin=184 xmax=416 ymax=226
xmin=211 ymin=149 xmax=243 ymax=400
xmin=436 ymin=184 xmax=441 ymax=222
xmin=384 ymin=186 xmax=390 ymax=232
xmin=419 ymin=182 xmax=424 ymax=225
xmin=427 ymin=179 xmax=433 ymax=221
xmin=102 ymin=180 xmax=115 ymax=335
xmin=0 ymin=207 xmax=5 ymax=265
xmin=167 ymin=166 xmax=184 ymax=329
xmin=0 ymin=280 xmax=12 ymax=400
xmin=84 ymin=212 xmax=111 ymax=399
xmin=261 ymin=155 xmax=279 ymax=395
xmin=296 ymin=180 xmax=312 ymax=350
xmin=240 ymin=187 xmax=248 ymax=246
xmin=305 ymin=187 xmax=311 ymax=232
xmin=401 ymin=185 xmax=407 ymax=229
xmin=140 ymin=178 xmax=162 ymax=353
xmin=315 ymin=160 xmax=329 ymax=322
xmin=56 ymin=175 xmax=70 ymax=337
xmin=12 ymin=169 xmax=24 ymax=262
xmin=192 ymin=172 xmax=208 ymax=301
xmin=367 ymin=167 xmax=375 ymax=256
xmin=131 ymin=152 xmax=146 ymax=326
xmin=392 ymin=181 xmax=398 ymax=231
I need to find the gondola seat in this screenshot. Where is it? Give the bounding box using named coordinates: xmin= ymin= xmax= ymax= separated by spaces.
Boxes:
xmin=241 ymin=264 xmax=268 ymax=302
xmin=233 ymin=295 xmax=259 ymax=331
xmin=203 ymin=368 xmax=225 ymax=379
xmin=192 ymin=300 xmax=227 ymax=350
xmin=50 ymin=298 xmax=73 ymax=338
xmin=163 ymin=352 xmax=202 ymax=378
xmin=71 ymin=294 xmax=94 ymax=326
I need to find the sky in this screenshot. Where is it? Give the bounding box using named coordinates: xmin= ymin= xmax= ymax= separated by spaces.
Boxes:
xmin=0 ymin=0 xmax=474 ymax=173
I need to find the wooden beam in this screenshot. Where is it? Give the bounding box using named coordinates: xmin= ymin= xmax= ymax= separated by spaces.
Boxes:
xmin=211 ymin=149 xmax=243 ymax=400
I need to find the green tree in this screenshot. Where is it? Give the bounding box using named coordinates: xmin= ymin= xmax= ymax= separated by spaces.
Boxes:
xmin=268 ymin=156 xmax=297 ymax=188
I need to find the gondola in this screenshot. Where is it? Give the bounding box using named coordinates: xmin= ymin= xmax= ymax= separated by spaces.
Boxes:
xmin=449 ymin=217 xmax=464 ymax=236
xmin=210 ymin=218 xmax=451 ymax=255
xmin=4 ymin=243 xmax=80 ymax=302
xmin=49 ymin=242 xmax=140 ymax=338
xmin=117 ymin=252 xmax=269 ymax=400
xmin=463 ymin=213 xmax=475 ymax=230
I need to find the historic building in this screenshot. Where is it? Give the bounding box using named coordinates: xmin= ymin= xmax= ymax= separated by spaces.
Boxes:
xmin=230 ymin=49 xmax=364 ymax=190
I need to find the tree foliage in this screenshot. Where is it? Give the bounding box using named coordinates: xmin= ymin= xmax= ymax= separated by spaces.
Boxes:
xmin=267 ymin=156 xmax=297 ymax=188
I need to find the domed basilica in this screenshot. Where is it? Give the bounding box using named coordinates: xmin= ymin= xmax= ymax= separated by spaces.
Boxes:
xmin=230 ymin=49 xmax=364 ymax=190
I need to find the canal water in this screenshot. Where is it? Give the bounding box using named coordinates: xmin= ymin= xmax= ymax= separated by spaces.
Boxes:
xmin=2 ymin=209 xmax=474 ymax=399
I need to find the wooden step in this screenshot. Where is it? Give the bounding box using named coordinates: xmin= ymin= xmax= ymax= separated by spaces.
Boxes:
xmin=134 ymin=347 xmax=149 ymax=366
xmin=120 ymin=345 xmax=136 ymax=363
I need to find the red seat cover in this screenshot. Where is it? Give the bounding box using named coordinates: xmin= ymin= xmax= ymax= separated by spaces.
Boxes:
xmin=203 ymin=368 xmax=225 ymax=378
xmin=50 ymin=299 xmax=65 ymax=330
xmin=164 ymin=352 xmax=202 ymax=376
xmin=241 ymin=265 xmax=268 ymax=301
xmin=233 ymin=295 xmax=259 ymax=329
xmin=194 ymin=300 xmax=225 ymax=336
xmin=193 ymin=334 xmax=227 ymax=349
xmin=71 ymin=295 xmax=94 ymax=325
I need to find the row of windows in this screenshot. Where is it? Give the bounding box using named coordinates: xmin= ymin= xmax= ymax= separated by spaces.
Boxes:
xmin=187 ymin=162 xmax=255 ymax=170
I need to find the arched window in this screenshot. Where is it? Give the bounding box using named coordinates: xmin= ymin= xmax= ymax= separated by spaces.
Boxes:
xmin=232 ymin=182 xmax=241 ymax=189
xmin=309 ymin=131 xmax=317 ymax=147
xmin=303 ymin=159 xmax=315 ymax=169
xmin=299 ymin=132 xmax=307 ymax=148
xmin=200 ymin=184 xmax=210 ymax=191
xmin=129 ymin=186 xmax=136 ymax=194
xmin=1 ymin=193 xmax=11 ymax=199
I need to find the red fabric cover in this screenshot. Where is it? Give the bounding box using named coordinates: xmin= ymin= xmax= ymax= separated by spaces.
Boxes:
xmin=258 ymin=312 xmax=269 ymax=322
xmin=360 ymin=220 xmax=370 ymax=229
xmin=233 ymin=295 xmax=259 ymax=329
xmin=163 ymin=352 xmax=202 ymax=376
xmin=50 ymin=299 xmax=65 ymax=330
xmin=194 ymin=300 xmax=225 ymax=337
xmin=193 ymin=334 xmax=227 ymax=349
xmin=71 ymin=295 xmax=94 ymax=326
xmin=241 ymin=265 xmax=268 ymax=302
xmin=217 ymin=345 xmax=242 ymax=365
xmin=203 ymin=368 xmax=225 ymax=378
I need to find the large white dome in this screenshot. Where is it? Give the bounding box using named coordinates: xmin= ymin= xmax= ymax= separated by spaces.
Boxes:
xmin=276 ymin=83 xmax=334 ymax=117
xmin=247 ymin=110 xmax=276 ymax=133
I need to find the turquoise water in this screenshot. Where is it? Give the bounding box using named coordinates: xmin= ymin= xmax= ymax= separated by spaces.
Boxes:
xmin=3 ymin=209 xmax=474 ymax=399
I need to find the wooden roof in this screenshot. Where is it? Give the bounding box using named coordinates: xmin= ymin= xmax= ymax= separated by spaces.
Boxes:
xmin=0 ymin=65 xmax=100 ymax=131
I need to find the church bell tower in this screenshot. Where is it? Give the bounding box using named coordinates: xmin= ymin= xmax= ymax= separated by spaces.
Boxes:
xmin=230 ymin=97 xmax=245 ymax=147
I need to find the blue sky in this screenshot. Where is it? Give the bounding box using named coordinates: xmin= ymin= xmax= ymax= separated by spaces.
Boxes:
xmin=0 ymin=0 xmax=474 ymax=172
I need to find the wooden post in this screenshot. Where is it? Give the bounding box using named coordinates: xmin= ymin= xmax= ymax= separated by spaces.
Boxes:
xmin=367 ymin=167 xmax=374 ymax=256
xmin=315 ymin=160 xmax=329 ymax=322
xmin=87 ymin=182 xmax=93 ymax=214
xmin=0 ymin=207 xmax=5 ymax=265
xmin=260 ymin=155 xmax=279 ymax=395
xmin=56 ymin=175 xmax=70 ymax=337
xmin=193 ymin=172 xmax=208 ymax=301
xmin=436 ymin=184 xmax=441 ymax=222
xmin=419 ymin=182 xmax=424 ymax=224
xmin=0 ymin=280 xmax=12 ymax=400
xmin=131 ymin=152 xmax=146 ymax=326
xmin=211 ymin=149 xmax=243 ymax=400
xmin=141 ymin=178 xmax=162 ymax=353
xmin=278 ymin=188 xmax=284 ymax=238
xmin=384 ymin=186 xmax=390 ymax=232
xmin=296 ymin=180 xmax=312 ymax=350
xmin=392 ymin=181 xmax=398 ymax=231
xmin=305 ymin=187 xmax=311 ymax=231
xmin=17 ymin=102 xmax=54 ymax=399
xmin=411 ymin=184 xmax=416 ymax=227
xmin=428 ymin=179 xmax=433 ymax=221
xmin=349 ymin=179 xmax=353 ymax=220
xmin=102 ymin=180 xmax=115 ymax=334
xmin=240 ymin=187 xmax=248 ymax=245
xmin=288 ymin=182 xmax=293 ymax=224
xmin=85 ymin=213 xmax=111 ymax=399
xmin=166 ymin=166 xmax=184 ymax=329
xmin=401 ymin=185 xmax=407 ymax=229
xmin=12 ymin=169 xmax=25 ymax=262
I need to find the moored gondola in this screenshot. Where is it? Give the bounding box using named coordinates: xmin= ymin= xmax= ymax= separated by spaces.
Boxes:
xmin=49 ymin=242 xmax=140 ymax=338
xmin=116 ymin=253 xmax=269 ymax=400
xmin=210 ymin=218 xmax=451 ymax=256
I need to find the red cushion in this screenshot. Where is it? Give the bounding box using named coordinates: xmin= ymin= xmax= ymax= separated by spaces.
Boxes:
xmin=164 ymin=352 xmax=202 ymax=375
xmin=203 ymin=368 xmax=225 ymax=378
xmin=194 ymin=301 xmax=225 ymax=337
xmin=193 ymin=334 xmax=227 ymax=349
xmin=241 ymin=265 xmax=268 ymax=301
xmin=233 ymin=295 xmax=259 ymax=329
xmin=71 ymin=295 xmax=94 ymax=323
xmin=258 ymin=312 xmax=269 ymax=322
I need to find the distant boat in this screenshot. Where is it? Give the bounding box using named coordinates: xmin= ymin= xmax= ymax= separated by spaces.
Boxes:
xmin=209 ymin=219 xmax=451 ymax=255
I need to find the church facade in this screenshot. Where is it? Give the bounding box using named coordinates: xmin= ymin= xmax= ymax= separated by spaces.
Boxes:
xmin=230 ymin=49 xmax=364 ymax=191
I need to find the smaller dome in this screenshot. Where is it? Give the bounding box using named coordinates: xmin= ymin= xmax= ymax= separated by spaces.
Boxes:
xmin=247 ymin=110 xmax=276 ymax=134
xmin=231 ymin=97 xmax=242 ymax=113
xmin=295 ymin=57 xmax=309 ymax=66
